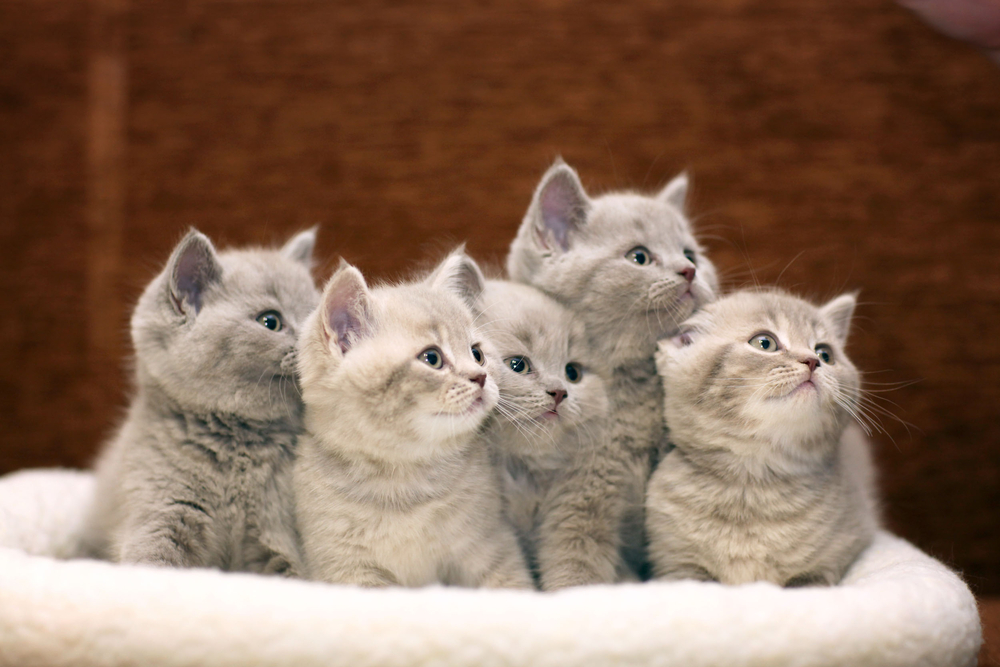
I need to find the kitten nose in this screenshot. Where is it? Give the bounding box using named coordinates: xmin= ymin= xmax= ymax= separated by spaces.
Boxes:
xmin=471 ymin=373 xmax=487 ymax=388
xmin=547 ymin=389 xmax=567 ymax=408
xmin=801 ymin=357 xmax=819 ymax=373
xmin=678 ymin=266 xmax=696 ymax=283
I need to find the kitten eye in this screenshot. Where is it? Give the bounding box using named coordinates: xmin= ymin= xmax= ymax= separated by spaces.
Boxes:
xmin=749 ymin=332 xmax=779 ymax=352
xmin=565 ymin=362 xmax=583 ymax=383
xmin=471 ymin=345 xmax=485 ymax=365
xmin=683 ymin=248 xmax=697 ymax=266
xmin=419 ymin=347 xmax=444 ymax=369
xmin=626 ymin=246 xmax=652 ymax=266
xmin=256 ymin=311 xmax=283 ymax=332
xmin=815 ymin=344 xmax=834 ymax=364
xmin=506 ymin=356 xmax=531 ymax=374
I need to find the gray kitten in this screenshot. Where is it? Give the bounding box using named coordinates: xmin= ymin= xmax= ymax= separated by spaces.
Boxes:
xmin=293 ymin=252 xmax=532 ymax=589
xmin=507 ymin=159 xmax=718 ymax=586
xmin=475 ymin=280 xmax=609 ymax=589
xmin=81 ymin=229 xmax=319 ymax=576
xmin=648 ymin=289 xmax=879 ymax=586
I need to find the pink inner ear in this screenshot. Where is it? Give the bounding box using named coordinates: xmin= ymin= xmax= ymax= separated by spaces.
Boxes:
xmin=672 ymin=332 xmax=693 ymax=349
xmin=324 ymin=277 xmax=367 ymax=354
xmin=539 ymin=174 xmax=583 ymax=251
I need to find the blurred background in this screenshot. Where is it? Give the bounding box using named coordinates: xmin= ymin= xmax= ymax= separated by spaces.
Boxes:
xmin=1 ymin=0 xmax=997 ymax=656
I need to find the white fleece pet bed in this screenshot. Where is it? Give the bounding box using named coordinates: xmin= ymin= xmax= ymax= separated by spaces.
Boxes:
xmin=0 ymin=469 xmax=982 ymax=667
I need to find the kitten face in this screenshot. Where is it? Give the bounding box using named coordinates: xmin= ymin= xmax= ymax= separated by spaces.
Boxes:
xmin=656 ymin=290 xmax=860 ymax=450
xmin=477 ymin=281 xmax=608 ymax=456
xmin=507 ymin=160 xmax=719 ymax=369
xmin=131 ymin=229 xmax=319 ymax=422
xmin=299 ymin=252 xmax=500 ymax=463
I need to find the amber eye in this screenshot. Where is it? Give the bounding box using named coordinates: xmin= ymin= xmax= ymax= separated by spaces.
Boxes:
xmin=565 ymin=362 xmax=583 ymax=383
xmin=256 ymin=311 xmax=283 ymax=331
xmin=419 ymin=347 xmax=444 ymax=369
xmin=749 ymin=332 xmax=779 ymax=352
xmin=626 ymin=246 xmax=652 ymax=266
xmin=815 ymin=344 xmax=834 ymax=364
xmin=683 ymin=248 xmax=697 ymax=265
xmin=471 ymin=345 xmax=485 ymax=365
xmin=506 ymin=356 xmax=531 ymax=374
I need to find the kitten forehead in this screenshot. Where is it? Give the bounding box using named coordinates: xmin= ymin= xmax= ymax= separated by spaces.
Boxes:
xmin=695 ymin=290 xmax=837 ymax=343
xmin=584 ymin=194 xmax=693 ymax=246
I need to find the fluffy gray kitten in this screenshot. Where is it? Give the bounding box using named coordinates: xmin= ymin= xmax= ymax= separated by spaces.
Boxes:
xmin=648 ymin=289 xmax=879 ymax=586
xmin=293 ymin=252 xmax=532 ymax=589
xmin=81 ymin=229 xmax=320 ymax=575
xmin=507 ymin=159 xmax=718 ymax=586
xmin=475 ymin=280 xmax=609 ymax=589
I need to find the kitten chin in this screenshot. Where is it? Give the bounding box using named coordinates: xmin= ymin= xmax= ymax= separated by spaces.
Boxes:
xmin=294 ymin=251 xmax=532 ymax=589
xmin=504 ymin=159 xmax=719 ymax=586
xmin=648 ymin=288 xmax=879 ymax=586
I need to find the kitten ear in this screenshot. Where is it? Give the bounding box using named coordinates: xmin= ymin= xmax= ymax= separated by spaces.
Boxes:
xmin=526 ymin=159 xmax=590 ymax=252
xmin=819 ymin=293 xmax=857 ymax=345
xmin=166 ymin=230 xmax=223 ymax=316
xmin=320 ymin=261 xmax=372 ymax=355
xmin=657 ymin=171 xmax=689 ymax=211
xmin=281 ymin=227 xmax=317 ymax=267
xmin=426 ymin=246 xmax=486 ymax=310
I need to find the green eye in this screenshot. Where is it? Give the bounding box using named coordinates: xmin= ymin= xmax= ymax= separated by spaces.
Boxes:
xmin=506 ymin=356 xmax=531 ymax=374
xmin=626 ymin=246 xmax=652 ymax=266
xmin=565 ymin=362 xmax=583 ymax=383
xmin=815 ymin=344 xmax=834 ymax=364
xmin=256 ymin=311 xmax=283 ymax=331
xmin=749 ymin=332 xmax=779 ymax=352
xmin=419 ymin=347 xmax=444 ymax=369
xmin=471 ymin=345 xmax=485 ymax=365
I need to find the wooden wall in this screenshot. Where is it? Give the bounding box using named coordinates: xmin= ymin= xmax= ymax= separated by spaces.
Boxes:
xmin=1 ymin=0 xmax=998 ymax=597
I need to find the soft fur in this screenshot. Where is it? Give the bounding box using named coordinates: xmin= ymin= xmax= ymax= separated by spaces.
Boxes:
xmin=648 ymin=289 xmax=879 ymax=585
xmin=506 ymin=159 xmax=718 ymax=584
xmin=475 ymin=280 xmax=610 ymax=589
xmin=0 ymin=469 xmax=983 ymax=667
xmin=80 ymin=229 xmax=320 ymax=575
xmin=294 ymin=252 xmax=532 ymax=588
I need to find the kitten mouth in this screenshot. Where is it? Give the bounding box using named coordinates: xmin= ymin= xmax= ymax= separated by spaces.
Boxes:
xmin=541 ymin=409 xmax=560 ymax=421
xmin=788 ymin=380 xmax=816 ymax=397
xmin=465 ymin=397 xmax=485 ymax=414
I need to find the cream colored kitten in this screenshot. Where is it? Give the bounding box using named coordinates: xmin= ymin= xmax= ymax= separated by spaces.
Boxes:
xmin=475 ymin=280 xmax=609 ymax=589
xmin=294 ymin=252 xmax=532 ymax=589
xmin=648 ymin=289 xmax=879 ymax=586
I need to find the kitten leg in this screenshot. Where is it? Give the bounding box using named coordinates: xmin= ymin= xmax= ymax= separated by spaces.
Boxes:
xmin=534 ymin=460 xmax=626 ymax=590
xmin=654 ymin=563 xmax=716 ymax=583
xmin=314 ymin=559 xmax=400 ymax=587
xmin=115 ymin=501 xmax=214 ymax=567
xmin=249 ymin=473 xmax=305 ymax=577
xmin=470 ymin=533 xmax=535 ymax=590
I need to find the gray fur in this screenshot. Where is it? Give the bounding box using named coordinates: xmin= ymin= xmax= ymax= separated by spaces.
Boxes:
xmin=506 ymin=159 xmax=718 ymax=585
xmin=294 ymin=253 xmax=532 ymax=589
xmin=475 ymin=280 xmax=610 ymax=589
xmin=81 ymin=229 xmax=320 ymax=575
xmin=648 ymin=289 xmax=879 ymax=585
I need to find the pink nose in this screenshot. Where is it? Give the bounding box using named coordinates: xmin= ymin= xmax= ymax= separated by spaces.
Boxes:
xmin=801 ymin=357 xmax=819 ymax=372
xmin=547 ymin=389 xmax=567 ymax=408
xmin=471 ymin=373 xmax=486 ymax=388
xmin=678 ymin=267 xmax=696 ymax=283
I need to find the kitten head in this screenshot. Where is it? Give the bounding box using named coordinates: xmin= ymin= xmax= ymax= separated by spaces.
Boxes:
xmin=299 ymin=250 xmax=500 ymax=463
xmin=131 ymin=228 xmax=320 ymax=423
xmin=476 ymin=280 xmax=608 ymax=457
xmin=655 ymin=289 xmax=860 ymax=455
xmin=507 ymin=159 xmax=718 ymax=370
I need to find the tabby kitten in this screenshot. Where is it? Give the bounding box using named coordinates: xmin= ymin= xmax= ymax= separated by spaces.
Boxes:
xmin=81 ymin=229 xmax=319 ymax=575
xmin=294 ymin=252 xmax=532 ymax=589
xmin=648 ymin=289 xmax=879 ymax=586
xmin=475 ymin=280 xmax=609 ymax=589
xmin=507 ymin=159 xmax=718 ymax=586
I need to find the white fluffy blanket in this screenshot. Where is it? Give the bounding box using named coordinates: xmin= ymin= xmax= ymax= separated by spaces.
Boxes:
xmin=0 ymin=469 xmax=982 ymax=667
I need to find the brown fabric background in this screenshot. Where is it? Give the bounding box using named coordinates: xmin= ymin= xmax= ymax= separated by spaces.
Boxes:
xmin=1 ymin=0 xmax=997 ymax=625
